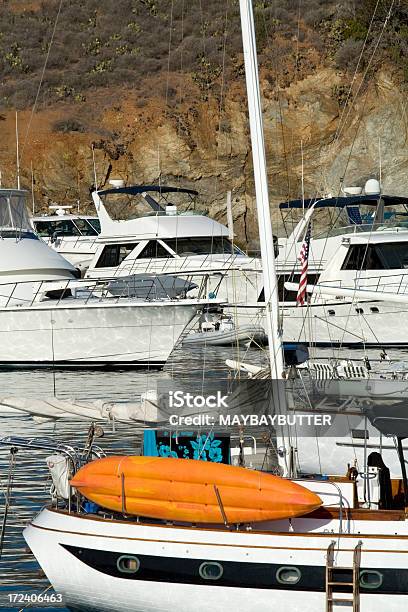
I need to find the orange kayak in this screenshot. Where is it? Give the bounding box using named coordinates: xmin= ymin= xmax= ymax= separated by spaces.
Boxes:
xmin=70 ymin=456 xmax=321 ymax=523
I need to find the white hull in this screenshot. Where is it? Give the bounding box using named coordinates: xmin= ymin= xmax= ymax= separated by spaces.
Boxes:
xmin=280 ymin=300 xmax=408 ymax=347
xmin=224 ymin=300 xmax=408 ymax=348
xmin=0 ymin=299 xmax=199 ymax=367
xmin=24 ymin=508 xmax=408 ymax=612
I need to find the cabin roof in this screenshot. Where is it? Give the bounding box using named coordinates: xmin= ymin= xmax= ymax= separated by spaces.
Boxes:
xmin=98 ymin=185 xmax=199 ymax=197
xmin=279 ymin=194 xmax=408 ymax=210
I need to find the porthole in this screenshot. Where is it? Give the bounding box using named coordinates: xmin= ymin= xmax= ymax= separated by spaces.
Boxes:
xmin=370 ymin=307 xmax=379 ymax=313
xmin=199 ymin=561 xmax=224 ymax=580
xmin=117 ymin=555 xmax=140 ymax=574
xmin=356 ymin=308 xmax=364 ymax=314
xmin=276 ymin=566 xmax=301 ymax=585
xmin=360 ymin=570 xmax=383 ymax=589
xmin=328 ymin=309 xmax=335 ymax=316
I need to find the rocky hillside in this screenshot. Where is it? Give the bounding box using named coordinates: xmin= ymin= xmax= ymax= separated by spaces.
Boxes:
xmin=0 ymin=0 xmax=408 ymax=243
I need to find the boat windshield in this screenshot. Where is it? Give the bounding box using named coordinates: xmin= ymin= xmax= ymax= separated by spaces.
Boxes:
xmin=100 ymin=190 xmax=203 ymax=220
xmin=0 ymin=191 xmax=32 ymax=235
xmin=318 ymin=220 xmax=408 ymax=240
xmin=285 ymin=202 xmax=408 ymax=241
xmin=87 ymin=218 xmax=101 ymax=233
xmin=164 ymin=237 xmax=244 ymax=256
xmin=35 ymin=217 xmax=100 ymax=237
xmin=342 ymin=242 xmax=408 ymax=270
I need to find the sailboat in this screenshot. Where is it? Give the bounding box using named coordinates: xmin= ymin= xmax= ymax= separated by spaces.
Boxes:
xmin=20 ymin=1 xmax=408 ymax=611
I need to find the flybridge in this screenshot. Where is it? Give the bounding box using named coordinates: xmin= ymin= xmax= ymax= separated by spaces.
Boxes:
xmin=92 ymin=184 xmax=231 ymax=241
xmin=279 ymin=194 xmax=408 ymax=210
xmin=96 ymin=184 xmax=200 ymax=218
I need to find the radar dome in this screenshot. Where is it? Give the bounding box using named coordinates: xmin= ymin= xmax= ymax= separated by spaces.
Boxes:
xmin=109 ymin=179 xmax=125 ymax=189
xmin=343 ymin=186 xmax=362 ymax=196
xmin=364 ymin=178 xmax=381 ymax=196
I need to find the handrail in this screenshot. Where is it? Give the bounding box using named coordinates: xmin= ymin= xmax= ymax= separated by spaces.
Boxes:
xmin=0 ymin=270 xmax=232 ymax=309
xmin=318 ymin=271 xmax=408 ymax=296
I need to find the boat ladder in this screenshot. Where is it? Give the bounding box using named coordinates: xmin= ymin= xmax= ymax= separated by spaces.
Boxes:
xmin=326 ymin=540 xmax=362 ymax=611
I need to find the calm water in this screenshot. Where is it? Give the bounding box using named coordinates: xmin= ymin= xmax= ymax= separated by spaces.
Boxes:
xmin=0 ymin=344 xmax=268 ymax=611
xmin=1 ymin=343 xmax=408 ymax=611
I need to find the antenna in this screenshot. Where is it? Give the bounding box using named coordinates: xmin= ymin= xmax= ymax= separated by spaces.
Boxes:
xmin=91 ymin=143 xmax=98 ymax=191
xmin=15 ymin=112 xmax=21 ymax=189
xmin=157 ymin=145 xmax=161 ymax=188
xmin=300 ymin=139 xmax=305 ymax=214
xmin=31 ymin=161 xmax=35 ymax=215
xmin=378 ymin=137 xmax=382 ymax=189
xmin=226 ymin=191 xmax=234 ymax=240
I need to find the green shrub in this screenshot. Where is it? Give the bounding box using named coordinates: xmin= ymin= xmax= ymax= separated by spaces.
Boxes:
xmin=52 ymin=118 xmax=87 ymax=133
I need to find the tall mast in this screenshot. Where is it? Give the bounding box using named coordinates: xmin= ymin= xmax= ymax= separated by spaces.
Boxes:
xmin=15 ymin=111 xmax=21 ymax=190
xmin=239 ymin=0 xmax=284 ymax=379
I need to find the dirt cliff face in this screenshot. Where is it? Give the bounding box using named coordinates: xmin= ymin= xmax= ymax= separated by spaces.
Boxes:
xmin=0 ymin=65 xmax=407 ymax=243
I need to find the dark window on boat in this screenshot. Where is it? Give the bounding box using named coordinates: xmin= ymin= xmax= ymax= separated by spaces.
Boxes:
xmin=360 ymin=570 xmax=383 ymax=589
xmin=73 ymin=218 xmax=99 ymax=236
xmin=328 ymin=309 xmax=335 ymax=316
xmin=137 ymin=241 xmax=173 ymax=259
xmin=370 ymin=306 xmax=380 ymax=313
xmin=276 ymin=566 xmax=301 ymax=585
xmin=116 ymin=555 xmax=140 ymax=574
xmin=342 ymin=243 xmax=408 ymax=270
xmin=35 ymin=219 xmax=80 ymax=237
xmin=95 ymin=243 xmax=138 ymax=268
xmin=199 ymin=562 xmax=224 ymax=580
xmin=355 ymin=308 xmax=364 ymax=314
xmin=165 ymin=237 xmax=244 ymax=257
xmin=351 ymin=429 xmax=369 ymax=440
xmin=87 ymin=218 xmax=101 ymax=233
xmin=271 ymin=274 xmax=320 ymax=303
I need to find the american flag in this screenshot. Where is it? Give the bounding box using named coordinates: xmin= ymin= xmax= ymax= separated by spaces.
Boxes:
xmin=296 ymin=222 xmax=311 ymax=306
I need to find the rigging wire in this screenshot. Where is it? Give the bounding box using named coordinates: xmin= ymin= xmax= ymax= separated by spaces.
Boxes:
xmin=332 ymin=0 xmax=382 ymax=145
xmin=291 ymin=1 xmax=397 ymax=357
xmin=21 ymin=0 xmax=64 ymax=157
xmin=165 ymin=0 xmax=175 ymax=109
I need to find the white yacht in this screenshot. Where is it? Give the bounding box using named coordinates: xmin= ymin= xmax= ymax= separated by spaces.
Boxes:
xmin=0 ymin=189 xmax=209 ymax=368
xmin=277 ymin=181 xmax=408 ymax=347
xmin=86 ymin=184 xmax=263 ymax=306
xmin=33 ymin=205 xmax=100 ymax=273
xmin=0 ymin=189 xmax=78 ymax=282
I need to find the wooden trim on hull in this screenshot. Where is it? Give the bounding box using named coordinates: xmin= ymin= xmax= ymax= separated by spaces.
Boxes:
xmin=305 ymin=507 xmax=406 ymax=521
xmin=33 ymin=508 xmax=408 ymax=544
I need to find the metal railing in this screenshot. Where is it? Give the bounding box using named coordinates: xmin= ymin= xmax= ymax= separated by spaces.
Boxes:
xmin=0 ymin=270 xmax=231 ymax=309
xmin=316 ymin=220 xmax=408 ymax=240
xmin=318 ymin=271 xmax=408 ymax=296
